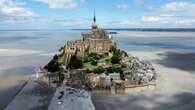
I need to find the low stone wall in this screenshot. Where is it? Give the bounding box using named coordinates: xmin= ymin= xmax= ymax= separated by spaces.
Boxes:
xmin=92 ymin=84 xmax=156 ymax=94
xmin=91 ymin=88 xmax=111 ymax=95
xmin=124 ymin=84 xmax=156 ymax=93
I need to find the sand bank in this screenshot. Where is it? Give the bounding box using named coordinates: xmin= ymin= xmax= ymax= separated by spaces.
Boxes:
xmin=0 ymin=49 xmax=42 ymax=57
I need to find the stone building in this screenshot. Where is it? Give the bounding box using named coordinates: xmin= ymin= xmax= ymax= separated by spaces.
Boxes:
xmin=62 ymin=12 xmax=116 ymax=65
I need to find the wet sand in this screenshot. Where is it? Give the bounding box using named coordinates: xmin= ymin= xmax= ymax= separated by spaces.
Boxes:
xmin=92 ymin=51 xmax=195 ymax=110
xmin=156 ymin=52 xmax=195 ymax=71
xmin=0 ymin=55 xmax=51 ymax=109
xmin=5 ymin=80 xmax=54 ymax=110
xmin=0 ymin=75 xmax=27 ymax=109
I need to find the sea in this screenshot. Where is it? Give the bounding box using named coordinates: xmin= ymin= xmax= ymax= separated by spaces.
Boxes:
xmin=0 ymin=29 xmax=195 ymax=109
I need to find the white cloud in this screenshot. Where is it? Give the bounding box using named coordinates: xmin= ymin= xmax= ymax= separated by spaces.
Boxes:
xmin=175 ymin=19 xmax=195 ymax=25
xmin=0 ymin=0 xmax=37 ymax=17
xmin=142 ymin=16 xmax=159 ymax=22
xmin=117 ymin=3 xmax=128 ymax=11
xmin=142 ymin=15 xmax=172 ymax=23
xmin=162 ymin=2 xmax=195 ymax=11
xmin=54 ymin=17 xmax=88 ymax=28
xmin=35 ymin=0 xmax=84 ymax=9
xmin=139 ymin=2 xmax=195 ymax=27
xmin=101 ymin=19 xmax=139 ymax=28
xmin=142 ymin=15 xmax=195 ymax=25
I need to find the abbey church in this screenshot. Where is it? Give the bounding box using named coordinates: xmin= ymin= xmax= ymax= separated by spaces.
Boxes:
xmin=62 ymin=12 xmax=116 ymax=65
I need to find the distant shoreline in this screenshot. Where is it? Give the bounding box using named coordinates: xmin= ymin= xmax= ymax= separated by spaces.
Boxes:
xmin=72 ymin=28 xmax=195 ymax=32
xmin=1 ymin=28 xmax=195 ymax=32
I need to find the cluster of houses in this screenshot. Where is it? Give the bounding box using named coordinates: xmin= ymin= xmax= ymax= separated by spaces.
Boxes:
xmin=84 ymin=55 xmax=157 ymax=93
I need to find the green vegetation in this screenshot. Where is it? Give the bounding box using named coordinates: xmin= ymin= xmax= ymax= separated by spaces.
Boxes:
xmin=83 ymin=68 xmax=92 ymax=73
xmin=81 ymin=47 xmax=128 ymax=74
xmin=110 ymin=47 xmax=123 ymax=64
xmin=45 ymin=45 xmax=128 ymax=76
xmin=93 ymin=66 xmax=105 ymax=74
xmin=106 ymin=64 xmax=122 ymax=73
xmin=91 ymin=59 xmax=98 ymax=65
xmin=44 ymin=54 xmax=60 ymax=72
xmin=111 ymin=55 xmax=121 ymax=64
xmin=84 ymin=52 xmax=103 ymax=62
xmin=67 ymin=54 xmax=83 ymax=69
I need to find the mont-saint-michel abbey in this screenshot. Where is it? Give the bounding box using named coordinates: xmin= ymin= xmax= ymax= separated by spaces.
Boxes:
xmin=42 ymin=14 xmax=157 ymax=109
xmin=62 ymin=13 xmax=116 ymax=65
xmin=40 ymin=12 xmax=157 ymax=91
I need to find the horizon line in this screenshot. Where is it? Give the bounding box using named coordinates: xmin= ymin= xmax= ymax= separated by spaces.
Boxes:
xmin=1 ymin=28 xmax=195 ymax=32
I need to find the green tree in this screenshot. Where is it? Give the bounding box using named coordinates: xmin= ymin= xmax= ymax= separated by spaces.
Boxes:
xmin=44 ymin=54 xmax=60 ymax=72
xmin=112 ymin=64 xmax=122 ymax=73
xmin=84 ymin=68 xmax=92 ymax=73
xmin=106 ymin=64 xmax=122 ymax=73
xmin=93 ymin=66 xmax=105 ymax=74
xmin=67 ymin=55 xmax=83 ymax=69
xmin=91 ymin=59 xmax=97 ymax=65
xmin=111 ymin=55 xmax=121 ymax=64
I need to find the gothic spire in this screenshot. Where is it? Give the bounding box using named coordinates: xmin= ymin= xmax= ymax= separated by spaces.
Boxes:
xmin=92 ymin=9 xmax=97 ymax=29
xmin=93 ymin=9 xmax=96 ymax=23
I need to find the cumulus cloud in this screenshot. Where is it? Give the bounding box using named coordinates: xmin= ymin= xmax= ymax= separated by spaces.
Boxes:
xmin=54 ymin=17 xmax=88 ymax=28
xmin=136 ymin=2 xmax=195 ymax=27
xmin=101 ymin=19 xmax=139 ymax=28
xmin=142 ymin=15 xmax=195 ymax=25
xmin=0 ymin=0 xmax=37 ymax=17
xmin=142 ymin=15 xmax=173 ymax=23
xmin=162 ymin=2 xmax=195 ymax=11
xmin=35 ymin=0 xmax=84 ymax=9
xmin=118 ymin=3 xmax=128 ymax=11
xmin=175 ymin=19 xmax=195 ymax=25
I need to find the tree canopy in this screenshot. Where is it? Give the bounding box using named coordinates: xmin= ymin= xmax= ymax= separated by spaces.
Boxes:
xmin=67 ymin=55 xmax=83 ymax=69
xmin=44 ymin=54 xmax=60 ymax=72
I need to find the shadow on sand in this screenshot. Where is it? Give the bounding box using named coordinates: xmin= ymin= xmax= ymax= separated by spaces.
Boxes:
xmin=155 ymin=52 xmax=195 ymax=72
xmin=92 ymin=92 xmax=195 ymax=110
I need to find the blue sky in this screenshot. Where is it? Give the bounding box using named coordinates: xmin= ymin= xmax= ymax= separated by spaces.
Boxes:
xmin=0 ymin=0 xmax=195 ymax=29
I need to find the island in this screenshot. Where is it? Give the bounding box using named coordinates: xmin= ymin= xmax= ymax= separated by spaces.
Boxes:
xmin=5 ymin=13 xmax=158 ymax=110
xmin=28 ymin=13 xmax=157 ymax=110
